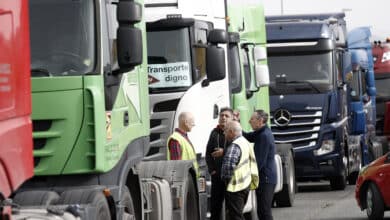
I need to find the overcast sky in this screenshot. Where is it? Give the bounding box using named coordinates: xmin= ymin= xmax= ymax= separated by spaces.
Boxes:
xmin=262 ymin=0 xmax=389 ymax=41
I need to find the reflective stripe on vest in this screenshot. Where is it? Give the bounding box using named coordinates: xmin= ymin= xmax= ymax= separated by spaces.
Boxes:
xmin=227 ymin=136 xmax=253 ymax=192
xmin=167 ymin=131 xmax=199 ymax=177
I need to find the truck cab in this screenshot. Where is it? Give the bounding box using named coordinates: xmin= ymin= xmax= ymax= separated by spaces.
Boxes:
xmin=0 ymin=0 xmax=33 ymax=217
xmin=266 ymin=13 xmax=365 ymax=190
xmin=347 ymin=27 xmax=385 ymax=164
xmin=144 ymin=0 xmax=229 ymax=161
xmin=373 ymin=39 xmax=390 ymax=146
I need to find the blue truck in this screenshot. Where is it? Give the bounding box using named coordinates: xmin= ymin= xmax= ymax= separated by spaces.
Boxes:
xmin=265 ymin=13 xmax=371 ymax=190
xmin=347 ymin=27 xmax=386 ymax=164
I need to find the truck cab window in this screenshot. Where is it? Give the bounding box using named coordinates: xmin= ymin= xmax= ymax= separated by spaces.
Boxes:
xmin=147 ymin=28 xmax=193 ymax=92
xmin=194 ymin=47 xmax=207 ymax=81
xmin=241 ymin=47 xmax=251 ymax=92
xmin=106 ymin=3 xmax=119 ymax=71
xmin=268 ymin=52 xmax=334 ymax=95
xmin=30 ymin=0 xmax=96 ymax=77
xmin=228 ymin=43 xmax=242 ymax=93
xmin=349 ymin=70 xmax=362 ymax=101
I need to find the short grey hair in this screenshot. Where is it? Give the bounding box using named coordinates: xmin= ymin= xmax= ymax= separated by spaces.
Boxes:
xmin=254 ymin=109 xmax=268 ymax=123
xmin=226 ymin=121 xmax=242 ymax=135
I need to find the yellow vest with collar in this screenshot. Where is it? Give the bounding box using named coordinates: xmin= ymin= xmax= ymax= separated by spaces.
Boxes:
xmin=227 ymin=136 xmax=259 ymax=192
xmin=167 ymin=131 xmax=199 ymax=177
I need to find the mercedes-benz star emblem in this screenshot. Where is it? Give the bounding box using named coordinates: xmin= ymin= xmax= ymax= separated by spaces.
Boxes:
xmin=274 ymin=109 xmax=292 ymax=127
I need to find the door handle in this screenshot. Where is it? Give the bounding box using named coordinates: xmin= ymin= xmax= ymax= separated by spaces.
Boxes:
xmin=124 ymin=111 xmax=129 ymax=126
xmin=213 ymin=104 xmax=219 ymax=119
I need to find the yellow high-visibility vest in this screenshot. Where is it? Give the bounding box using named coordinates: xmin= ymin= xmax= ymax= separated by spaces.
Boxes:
xmin=167 ymin=131 xmax=199 ymax=177
xmin=227 ymin=136 xmax=259 ymax=192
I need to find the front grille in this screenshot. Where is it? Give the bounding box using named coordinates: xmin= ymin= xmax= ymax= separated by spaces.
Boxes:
xmin=33 ymin=138 xmax=47 ymax=150
xmin=32 ymin=120 xmax=52 ymax=132
xmin=32 ymin=120 xmax=55 ymax=167
xmin=147 ymin=111 xmax=175 ymax=157
xmin=153 ymin=99 xmax=180 ymax=112
xmin=271 ymin=110 xmax=322 ymax=149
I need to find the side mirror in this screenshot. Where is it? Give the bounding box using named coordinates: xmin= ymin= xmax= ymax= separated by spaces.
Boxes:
xmin=253 ymin=46 xmax=270 ymax=87
xmin=117 ymin=1 xmax=142 ymax=24
xmin=342 ymin=52 xmax=352 ymax=83
xmin=255 ymin=65 xmax=270 ymax=87
xmin=116 ymin=1 xmax=143 ymax=70
xmin=117 ymin=28 xmax=143 ymax=68
xmin=208 ymin=29 xmax=228 ymax=44
xmin=206 ymin=46 xmax=226 ymax=82
xmin=253 ymin=46 xmax=267 ymax=61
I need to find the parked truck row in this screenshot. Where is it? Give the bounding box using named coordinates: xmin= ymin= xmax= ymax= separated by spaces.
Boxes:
xmin=265 ymin=13 xmax=384 ymax=190
xmin=1 ymin=0 xmax=293 ymax=219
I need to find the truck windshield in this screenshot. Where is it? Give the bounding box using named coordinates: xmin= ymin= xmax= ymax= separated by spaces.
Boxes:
xmin=147 ymin=28 xmax=193 ymax=93
xmin=30 ymin=0 xmax=95 ymax=77
xmin=268 ymin=52 xmax=333 ymax=95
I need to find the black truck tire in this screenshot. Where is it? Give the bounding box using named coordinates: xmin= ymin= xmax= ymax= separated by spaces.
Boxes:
xmin=184 ymin=173 xmax=199 ymax=220
xmin=274 ymin=150 xmax=295 ymax=207
xmin=59 ymin=189 xmax=111 ymax=220
xmin=366 ymin=183 xmax=385 ymax=220
xmin=330 ymin=168 xmax=347 ymax=190
xmin=13 ymin=190 xmax=60 ymax=206
xmin=121 ymin=186 xmax=135 ymax=220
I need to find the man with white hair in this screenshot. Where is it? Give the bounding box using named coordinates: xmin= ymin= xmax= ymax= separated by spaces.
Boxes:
xmin=221 ymin=121 xmax=258 ymax=220
xmin=167 ymin=112 xmax=199 ymax=176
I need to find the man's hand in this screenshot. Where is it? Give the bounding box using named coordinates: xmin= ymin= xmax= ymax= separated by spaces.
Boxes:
xmin=211 ymin=148 xmax=224 ymax=158
xmin=210 ymin=170 xmax=217 ymax=175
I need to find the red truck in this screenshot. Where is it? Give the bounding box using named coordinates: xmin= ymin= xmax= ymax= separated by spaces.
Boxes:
xmin=373 ymin=39 xmax=390 ymax=151
xmin=0 ymin=0 xmax=33 ymax=218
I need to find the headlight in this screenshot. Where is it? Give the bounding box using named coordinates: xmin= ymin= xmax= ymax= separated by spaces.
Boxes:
xmin=382 ymin=51 xmax=390 ymax=62
xmin=314 ymin=140 xmax=335 ymax=156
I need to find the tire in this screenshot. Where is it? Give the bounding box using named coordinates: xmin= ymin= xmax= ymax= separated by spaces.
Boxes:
xmin=366 ymin=183 xmax=385 ymax=220
xmin=274 ymin=151 xmax=295 ymax=207
xmin=13 ymin=190 xmax=60 ymax=206
xmin=184 ymin=174 xmax=199 ymax=220
xmin=121 ymin=186 xmax=135 ymax=220
xmin=330 ymin=168 xmax=347 ymax=190
xmin=59 ymin=189 xmax=111 ymax=220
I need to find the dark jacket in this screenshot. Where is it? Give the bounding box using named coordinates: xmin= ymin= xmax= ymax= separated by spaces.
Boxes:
xmin=206 ymin=126 xmax=227 ymax=175
xmin=243 ymin=125 xmax=277 ymax=184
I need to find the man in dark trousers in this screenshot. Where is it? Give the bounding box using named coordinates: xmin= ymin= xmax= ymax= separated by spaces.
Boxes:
xmin=206 ymin=107 xmax=234 ymax=220
xmin=243 ymin=110 xmax=277 ymax=220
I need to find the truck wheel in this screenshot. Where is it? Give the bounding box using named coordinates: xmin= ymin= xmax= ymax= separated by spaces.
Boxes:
xmin=59 ymin=190 xmax=111 ymax=220
xmin=121 ymin=186 xmax=135 ymax=220
xmin=330 ymin=169 xmax=346 ymax=190
xmin=366 ymin=183 xmax=384 ymax=220
xmin=274 ymin=151 xmax=295 ymax=207
xmin=184 ymin=174 xmax=199 ymax=220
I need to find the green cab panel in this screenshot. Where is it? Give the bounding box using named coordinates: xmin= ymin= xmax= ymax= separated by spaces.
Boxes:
xmin=228 ymin=3 xmax=270 ymax=130
xmin=31 ymin=77 xmax=84 ymax=175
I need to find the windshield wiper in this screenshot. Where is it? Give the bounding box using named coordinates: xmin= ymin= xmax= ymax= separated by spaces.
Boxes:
xmin=281 ymin=80 xmax=321 ymax=93
xmin=31 ymin=68 xmax=51 ymax=77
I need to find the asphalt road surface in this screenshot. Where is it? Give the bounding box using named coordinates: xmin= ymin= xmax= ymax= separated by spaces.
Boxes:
xmin=272 ymin=181 xmax=390 ymax=220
